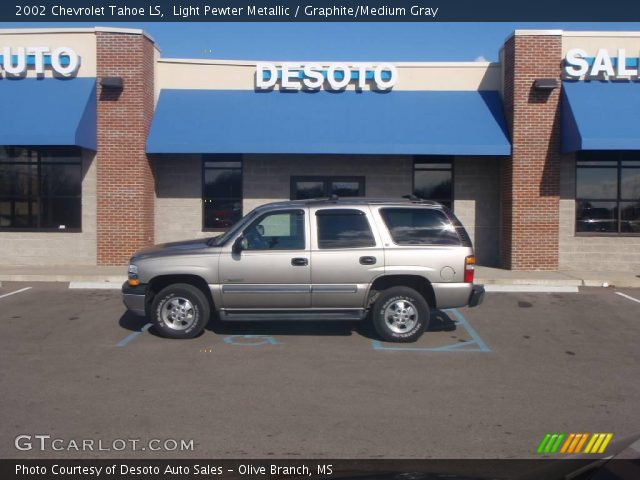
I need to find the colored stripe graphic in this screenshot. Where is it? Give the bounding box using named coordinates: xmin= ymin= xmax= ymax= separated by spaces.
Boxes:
xmin=585 ymin=433 xmax=614 ymax=454
xmin=574 ymin=433 xmax=589 ymax=453
xmin=536 ymin=434 xmax=552 ymax=454
xmin=540 ymin=433 xmax=614 ymax=455
xmin=560 ymin=433 xmax=575 ymax=453
xmin=568 ymin=433 xmax=587 ymax=453
xmin=537 ymin=433 xmax=565 ymax=454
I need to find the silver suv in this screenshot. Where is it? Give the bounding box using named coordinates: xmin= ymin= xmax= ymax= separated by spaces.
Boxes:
xmin=122 ymin=198 xmax=484 ymax=342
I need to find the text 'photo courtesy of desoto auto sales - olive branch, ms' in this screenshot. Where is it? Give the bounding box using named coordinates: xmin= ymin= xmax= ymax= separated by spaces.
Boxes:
xmin=0 ymin=2 xmax=640 ymax=479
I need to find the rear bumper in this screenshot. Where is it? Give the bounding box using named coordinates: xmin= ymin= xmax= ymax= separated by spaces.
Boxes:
xmin=468 ymin=284 xmax=485 ymax=308
xmin=431 ymin=282 xmax=485 ymax=309
xmin=121 ymin=282 xmax=147 ymax=316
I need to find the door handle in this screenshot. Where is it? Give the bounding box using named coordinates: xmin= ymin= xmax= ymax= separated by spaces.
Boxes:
xmin=291 ymin=257 xmax=309 ymax=266
xmin=359 ymin=256 xmax=377 ymax=265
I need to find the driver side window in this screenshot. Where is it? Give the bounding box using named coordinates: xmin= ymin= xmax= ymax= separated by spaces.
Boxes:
xmin=242 ymin=210 xmax=305 ymax=251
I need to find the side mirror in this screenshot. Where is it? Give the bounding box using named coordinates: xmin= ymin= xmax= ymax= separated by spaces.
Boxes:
xmin=232 ymin=236 xmax=246 ymax=254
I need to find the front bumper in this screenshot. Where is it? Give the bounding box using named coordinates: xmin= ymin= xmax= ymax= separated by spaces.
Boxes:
xmin=122 ymin=282 xmax=148 ymax=316
xmin=468 ymin=284 xmax=485 ymax=308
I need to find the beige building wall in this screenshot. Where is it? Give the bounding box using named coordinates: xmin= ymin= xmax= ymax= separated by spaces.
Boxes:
xmin=154 ymin=154 xmax=414 ymax=244
xmin=242 ymin=154 xmax=413 ymax=212
xmin=559 ymin=156 xmax=640 ymax=272
xmin=562 ymin=31 xmax=640 ymax=80
xmin=153 ymin=154 xmax=209 ymax=244
xmin=563 ymin=31 xmax=640 ymax=56
xmin=162 ymin=159 xmax=452 ymax=244
xmin=157 ymin=59 xmax=502 ymax=92
xmin=0 ymin=29 xmax=97 ymax=78
xmin=153 ymin=154 xmax=503 ymax=267
xmin=453 ymin=157 xmax=501 ymax=267
xmin=0 ymin=150 xmax=97 ymax=266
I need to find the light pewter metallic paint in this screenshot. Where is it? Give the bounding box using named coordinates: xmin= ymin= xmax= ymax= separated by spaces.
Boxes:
xmin=123 ymin=199 xmax=480 ymax=318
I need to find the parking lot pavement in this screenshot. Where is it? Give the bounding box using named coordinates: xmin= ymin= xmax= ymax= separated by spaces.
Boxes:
xmin=0 ymin=281 xmax=639 ymax=459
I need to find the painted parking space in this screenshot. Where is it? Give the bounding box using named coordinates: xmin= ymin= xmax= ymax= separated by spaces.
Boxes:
xmin=371 ymin=308 xmax=490 ymax=353
xmin=0 ymin=286 xmax=32 ymax=299
xmin=1 ymin=283 xmax=640 ymax=459
xmin=1 ymin=283 xmax=635 ymax=355
xmin=0 ymin=282 xmax=484 ymax=354
xmin=116 ymin=322 xmax=153 ymax=347
xmin=614 ymin=290 xmax=640 ymax=305
xmin=0 ymin=282 xmax=140 ymax=348
xmin=223 ymin=334 xmax=283 ymax=346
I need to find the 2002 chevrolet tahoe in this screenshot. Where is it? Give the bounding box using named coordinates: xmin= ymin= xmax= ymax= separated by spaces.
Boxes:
xmin=122 ymin=197 xmax=485 ymax=342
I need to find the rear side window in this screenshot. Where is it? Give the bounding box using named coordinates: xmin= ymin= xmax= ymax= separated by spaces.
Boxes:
xmin=380 ymin=208 xmax=461 ymax=245
xmin=316 ymin=209 xmax=376 ymax=249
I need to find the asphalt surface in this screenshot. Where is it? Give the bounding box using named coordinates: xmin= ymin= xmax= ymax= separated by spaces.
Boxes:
xmin=0 ymin=281 xmax=639 ymax=459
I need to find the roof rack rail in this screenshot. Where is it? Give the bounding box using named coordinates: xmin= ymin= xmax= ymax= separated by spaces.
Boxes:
xmin=402 ymin=194 xmax=420 ymax=201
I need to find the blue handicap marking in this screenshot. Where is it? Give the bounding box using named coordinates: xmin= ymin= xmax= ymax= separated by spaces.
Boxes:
xmin=223 ymin=335 xmax=282 ymax=346
xmin=371 ymin=308 xmax=490 ymax=353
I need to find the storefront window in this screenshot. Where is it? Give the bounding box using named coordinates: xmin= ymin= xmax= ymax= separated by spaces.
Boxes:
xmin=413 ymin=157 xmax=453 ymax=209
xmin=576 ymin=152 xmax=640 ymax=234
xmin=202 ymin=156 xmax=242 ymax=230
xmin=290 ymin=176 xmax=364 ymax=200
xmin=0 ymin=146 xmax=82 ymax=231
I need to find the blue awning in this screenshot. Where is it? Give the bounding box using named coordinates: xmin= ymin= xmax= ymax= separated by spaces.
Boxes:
xmin=0 ymin=77 xmax=96 ymax=150
xmin=147 ymin=89 xmax=511 ymax=156
xmin=562 ymin=81 xmax=640 ymax=152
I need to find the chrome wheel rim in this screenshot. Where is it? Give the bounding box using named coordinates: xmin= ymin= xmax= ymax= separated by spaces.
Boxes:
xmin=161 ymin=297 xmax=196 ymax=331
xmin=384 ymin=299 xmax=418 ymax=334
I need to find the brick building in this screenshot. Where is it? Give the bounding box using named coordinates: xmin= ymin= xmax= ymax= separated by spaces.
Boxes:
xmin=0 ymin=27 xmax=639 ymax=271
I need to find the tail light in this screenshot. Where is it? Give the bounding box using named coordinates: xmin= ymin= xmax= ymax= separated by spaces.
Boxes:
xmin=464 ymin=255 xmax=475 ymax=283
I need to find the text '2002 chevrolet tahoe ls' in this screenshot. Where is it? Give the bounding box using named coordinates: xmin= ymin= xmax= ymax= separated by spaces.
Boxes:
xmin=122 ymin=197 xmax=485 ymax=343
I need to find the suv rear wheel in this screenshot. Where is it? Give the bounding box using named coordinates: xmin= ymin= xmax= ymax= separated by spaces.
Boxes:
xmin=372 ymin=286 xmax=429 ymax=343
xmin=150 ymin=283 xmax=210 ymax=339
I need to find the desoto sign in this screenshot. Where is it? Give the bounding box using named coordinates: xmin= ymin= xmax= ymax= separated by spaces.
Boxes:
xmin=565 ymin=48 xmax=640 ymax=79
xmin=0 ymin=46 xmax=80 ymax=77
xmin=256 ymin=63 xmax=398 ymax=90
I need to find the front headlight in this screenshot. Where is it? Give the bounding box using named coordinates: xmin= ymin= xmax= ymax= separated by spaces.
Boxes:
xmin=127 ymin=264 xmax=139 ymax=286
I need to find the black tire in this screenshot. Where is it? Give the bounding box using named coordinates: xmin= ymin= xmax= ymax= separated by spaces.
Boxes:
xmin=150 ymin=283 xmax=210 ymax=339
xmin=372 ymin=286 xmax=429 ymax=343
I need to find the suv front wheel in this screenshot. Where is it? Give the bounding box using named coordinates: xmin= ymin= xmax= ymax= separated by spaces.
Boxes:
xmin=372 ymin=286 xmax=429 ymax=343
xmin=150 ymin=283 xmax=210 ymax=339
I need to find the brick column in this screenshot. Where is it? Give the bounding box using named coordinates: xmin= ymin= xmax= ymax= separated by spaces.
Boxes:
xmin=96 ymin=32 xmax=155 ymax=265
xmin=501 ymin=32 xmax=562 ymax=270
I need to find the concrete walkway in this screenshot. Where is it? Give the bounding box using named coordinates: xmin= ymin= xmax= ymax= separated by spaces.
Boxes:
xmin=0 ymin=266 xmax=126 ymax=284
xmin=476 ymin=266 xmax=640 ymax=288
xmin=0 ymin=265 xmax=639 ymax=288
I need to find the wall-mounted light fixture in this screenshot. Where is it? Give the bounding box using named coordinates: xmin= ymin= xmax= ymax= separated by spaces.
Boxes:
xmin=533 ymin=78 xmax=559 ymax=91
xmin=100 ymin=76 xmax=124 ymax=90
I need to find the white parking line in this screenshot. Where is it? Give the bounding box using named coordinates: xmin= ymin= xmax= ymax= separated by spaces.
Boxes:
xmin=484 ymin=285 xmax=579 ymax=293
xmin=69 ymin=282 xmax=121 ymax=290
xmin=0 ymin=287 xmax=32 ymax=299
xmin=615 ymin=291 xmax=640 ymax=305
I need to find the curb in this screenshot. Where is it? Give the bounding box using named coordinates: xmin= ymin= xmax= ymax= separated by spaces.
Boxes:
xmin=476 ymin=277 xmax=583 ymax=287
xmin=484 ymin=285 xmax=579 ymax=293
xmin=69 ymin=282 xmax=122 ymax=289
xmin=1 ymin=275 xmax=639 ymax=288
xmin=0 ymin=275 xmax=125 ymax=283
xmin=476 ymin=277 xmax=640 ymax=288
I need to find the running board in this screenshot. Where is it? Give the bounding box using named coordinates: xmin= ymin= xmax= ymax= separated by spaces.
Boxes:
xmin=219 ymin=309 xmax=367 ymax=322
